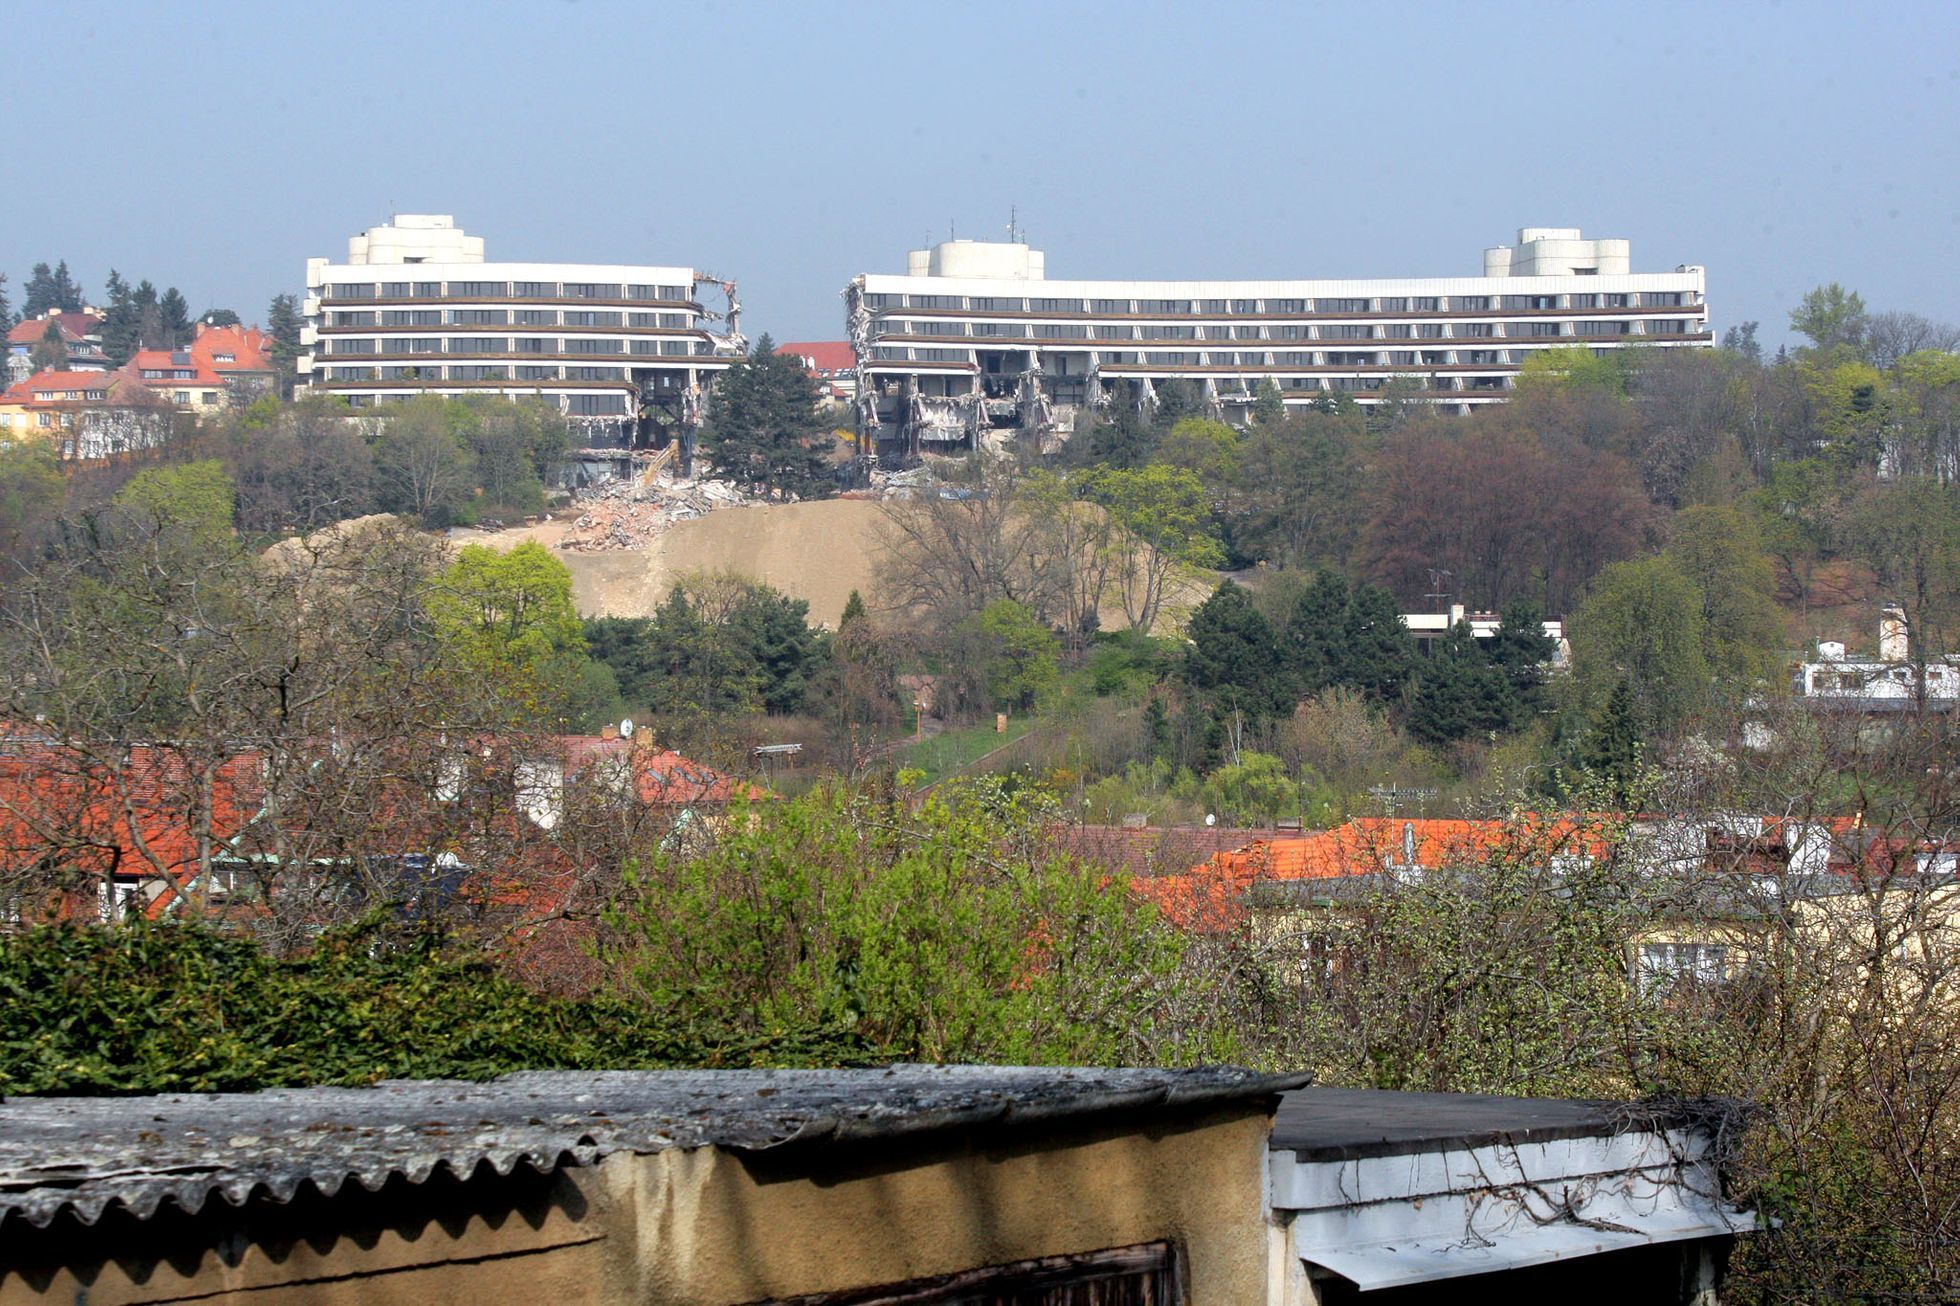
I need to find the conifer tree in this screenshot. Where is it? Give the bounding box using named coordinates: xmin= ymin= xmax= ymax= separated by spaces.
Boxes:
xmin=158 ymin=287 xmax=192 ymax=346
xmin=101 ymin=271 xmax=139 ymax=368
xmin=702 ymin=335 xmax=834 ymax=500
xmin=52 ymin=260 xmax=82 ymax=312
xmin=1184 ymin=581 xmax=1292 ymax=724
xmin=267 ymin=294 xmax=304 ymax=399
xmin=838 ymin=590 xmax=867 ymax=630
xmin=1283 ymin=568 xmax=1350 ymax=695
xmin=1407 ymin=621 xmax=1519 ymax=745
xmin=21 ymin=263 xmax=58 ymax=319
xmin=1487 ymin=598 xmax=1557 ymax=710
xmin=1580 ymin=680 xmax=1644 ymax=807
xmin=1251 ymin=378 xmax=1286 ymax=427
xmin=0 ymin=273 xmax=12 ymax=331
xmin=1336 ymin=581 xmax=1418 ymax=703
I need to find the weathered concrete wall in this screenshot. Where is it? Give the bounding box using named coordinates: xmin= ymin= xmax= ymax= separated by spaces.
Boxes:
xmin=3 ymin=1106 xmax=1274 ymax=1305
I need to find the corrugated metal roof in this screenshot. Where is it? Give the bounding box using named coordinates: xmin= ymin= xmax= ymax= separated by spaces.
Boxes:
xmin=0 ymin=1065 xmax=1307 ymax=1229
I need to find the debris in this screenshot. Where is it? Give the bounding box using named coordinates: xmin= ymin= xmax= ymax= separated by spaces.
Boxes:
xmin=560 ymin=471 xmax=765 ymax=552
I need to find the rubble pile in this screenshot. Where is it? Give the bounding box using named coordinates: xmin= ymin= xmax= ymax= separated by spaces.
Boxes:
xmin=561 ymin=474 xmax=760 ymax=552
xmin=866 ymin=465 xmax=936 ymax=500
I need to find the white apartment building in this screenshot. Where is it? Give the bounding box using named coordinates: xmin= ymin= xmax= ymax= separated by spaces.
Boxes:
xmin=845 ymin=227 xmax=1709 ymax=456
xmin=298 ymin=215 xmax=741 ymax=448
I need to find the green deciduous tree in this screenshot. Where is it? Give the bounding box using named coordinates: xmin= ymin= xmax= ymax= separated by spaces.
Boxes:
xmin=1077 ymin=463 xmax=1223 ymax=635
xmin=1790 ymin=282 xmax=1868 ymax=354
xmin=966 ymin=598 xmax=1060 ymax=713
xmin=1663 ymin=504 xmax=1784 ymax=682
xmin=429 ymin=542 xmax=586 ymax=694
xmin=112 ymin=460 xmax=236 ymax=544
xmin=605 ymin=781 xmax=1196 ymax=1065
xmin=1568 ymin=556 xmax=1710 ymax=734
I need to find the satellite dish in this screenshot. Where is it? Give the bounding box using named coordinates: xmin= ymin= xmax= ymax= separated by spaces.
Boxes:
xmin=1205 ymin=813 xmax=1217 ymax=828
xmin=619 ymin=717 xmax=635 ymax=738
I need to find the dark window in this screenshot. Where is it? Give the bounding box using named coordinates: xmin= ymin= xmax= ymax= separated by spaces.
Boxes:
xmin=762 ymin=1242 xmax=1176 ymax=1306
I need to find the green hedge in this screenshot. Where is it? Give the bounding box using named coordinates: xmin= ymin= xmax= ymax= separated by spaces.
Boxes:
xmin=0 ymin=921 xmax=879 ymax=1095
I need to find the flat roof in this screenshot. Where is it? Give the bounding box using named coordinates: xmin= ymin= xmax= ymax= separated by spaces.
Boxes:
xmin=1272 ymin=1087 xmax=1663 ymax=1161
xmin=0 ymin=1065 xmax=1307 ymax=1229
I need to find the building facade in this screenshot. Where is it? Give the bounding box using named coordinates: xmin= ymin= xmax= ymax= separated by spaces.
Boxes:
xmin=298 ymin=215 xmax=740 ymax=448
xmin=846 ymin=227 xmax=1710 ymax=458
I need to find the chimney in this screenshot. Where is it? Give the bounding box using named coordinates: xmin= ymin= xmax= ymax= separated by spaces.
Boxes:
xmin=600 ymin=724 xmax=619 ymax=740
xmin=1880 ymin=606 xmax=1909 ymax=663
xmin=1402 ymin=821 xmax=1417 ymax=869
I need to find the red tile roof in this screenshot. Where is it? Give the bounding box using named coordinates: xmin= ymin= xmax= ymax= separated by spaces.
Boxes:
xmin=6 ymin=313 xmax=101 ymax=346
xmin=551 ymin=734 xmax=763 ymax=805
xmin=0 ymin=737 xmax=264 ymax=920
xmin=774 ymin=341 xmax=856 ymax=374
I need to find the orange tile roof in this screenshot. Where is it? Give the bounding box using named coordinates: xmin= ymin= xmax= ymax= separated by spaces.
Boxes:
xmin=190 ymin=324 xmax=272 ymax=373
xmin=1136 ymin=815 xmax=1612 ymax=931
xmin=125 ymin=350 xmax=227 ymax=388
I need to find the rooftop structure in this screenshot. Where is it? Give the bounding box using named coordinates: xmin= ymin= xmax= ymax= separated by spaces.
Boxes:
xmin=0 ymin=1067 xmax=1749 ymax=1303
xmin=297 ymin=215 xmax=742 ymax=455
xmin=1793 ymin=606 xmax=1960 ymax=710
xmin=845 ymin=227 xmax=1709 ymax=460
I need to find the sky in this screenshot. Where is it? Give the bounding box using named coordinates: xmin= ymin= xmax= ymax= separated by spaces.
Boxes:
xmin=2 ymin=1 xmax=1955 ymax=347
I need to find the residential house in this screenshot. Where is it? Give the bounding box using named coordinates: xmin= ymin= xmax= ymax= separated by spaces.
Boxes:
xmin=0 ymin=368 xmax=173 ymax=458
xmin=123 ymin=348 xmax=228 ymax=412
xmin=774 ymin=339 xmax=858 ymax=401
xmin=0 ymin=1066 xmax=1752 ymax=1303
xmin=5 ymin=310 xmax=106 ymax=380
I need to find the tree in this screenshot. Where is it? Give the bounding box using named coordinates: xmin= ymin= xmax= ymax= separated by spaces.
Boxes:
xmin=1862 ymin=311 xmax=1960 ymax=370
xmin=1406 ymin=621 xmax=1518 ymax=745
xmin=1486 ymin=599 xmax=1557 ymax=712
xmin=1360 ymin=422 xmax=1648 ymax=614
xmin=372 ymin=397 xmax=474 ymax=525
xmin=200 ymin=308 xmax=242 ymax=329
xmin=606 ymin=781 xmax=1189 ymax=1066
xmin=726 ymin=581 xmax=828 ymax=714
xmin=1721 ymin=321 xmax=1763 ymax=363
xmin=966 ymin=598 xmax=1059 ymax=713
xmin=1663 ymin=505 xmax=1783 ymax=682
xmin=158 ymin=287 xmax=192 ymax=347
xmin=100 ymin=270 xmax=139 ymax=368
xmin=51 ymin=261 xmax=82 ymax=312
xmin=0 ymin=273 xmax=12 ymax=331
xmin=1183 ymin=581 xmax=1290 ymax=726
xmin=1577 ymin=680 xmax=1643 ymax=806
xmin=1226 ymin=409 xmax=1365 ymax=569
xmin=428 ymin=542 xmax=585 ymax=698
xmin=267 ymin=294 xmax=303 ymax=400
xmin=1335 ymin=581 xmax=1418 ymax=704
xmin=112 ymin=461 xmax=237 ymax=544
xmin=703 ymin=334 xmax=834 ymax=500
xmin=0 ymin=440 xmax=62 ymax=565
xmin=28 ymin=320 xmax=66 ymax=373
xmin=878 ymin=456 xmax=1059 ymax=630
xmin=1077 ymin=463 xmax=1223 ymax=636
xmin=1251 ymin=378 xmax=1286 ymax=427
xmin=1790 ymin=283 xmax=1868 ymax=354
xmin=1842 ymin=478 xmax=1960 ymax=670
xmin=132 ymin=280 xmax=164 ymax=350
xmin=20 ymin=263 xmax=58 ymax=319
xmin=1281 ymin=568 xmax=1351 ymax=696
xmin=838 ymin=590 xmax=867 ymax=630
xmin=1567 ymin=556 xmax=1710 ymax=734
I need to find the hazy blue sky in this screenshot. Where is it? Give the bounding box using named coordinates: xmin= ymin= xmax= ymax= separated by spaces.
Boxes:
xmin=4 ymin=1 xmax=1954 ymax=346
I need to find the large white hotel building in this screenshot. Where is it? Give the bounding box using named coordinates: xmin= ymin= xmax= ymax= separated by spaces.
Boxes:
xmin=846 ymin=227 xmax=1710 ymax=455
xmin=297 ymin=215 xmax=739 ymax=446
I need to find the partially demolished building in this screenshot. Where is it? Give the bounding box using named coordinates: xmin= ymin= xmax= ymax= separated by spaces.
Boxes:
xmin=845 ymin=228 xmax=1710 ymax=460
xmin=298 ymin=215 xmax=744 ymax=475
